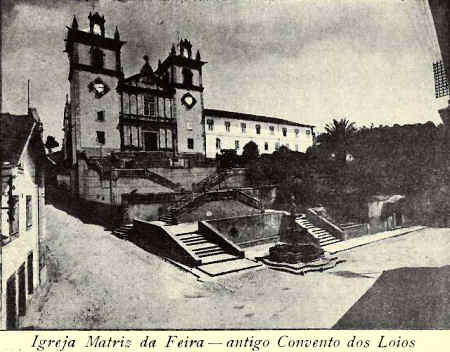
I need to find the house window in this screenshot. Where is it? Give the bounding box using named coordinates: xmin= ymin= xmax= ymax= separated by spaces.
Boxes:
xmin=235 ymin=140 xmax=240 ymax=150
xmin=159 ymin=129 xmax=167 ymax=149
xmin=207 ymin=119 xmax=214 ymax=131
xmin=282 ymin=128 xmax=287 ymax=137
xmin=144 ymin=96 xmax=150 ymax=115
xmin=187 ymin=122 xmax=193 ymax=131
xmin=96 ymin=131 xmax=105 ymax=145
xmin=26 ymin=196 xmax=32 ymax=229
xmin=123 ymin=125 xmax=131 ymax=146
xmin=275 ymin=142 xmax=280 ymax=151
xmin=148 ymin=96 xmax=156 ymax=117
xmin=241 ymin=123 xmax=246 ymax=133
xmin=269 ymin=126 xmax=275 ymax=135
xmin=131 ymin=126 xmax=139 ymax=147
xmin=187 ymin=138 xmax=194 ymax=150
xmin=225 ymin=121 xmax=231 ymax=132
xmin=264 ymin=142 xmax=269 ymax=151
xmin=295 ymin=144 xmax=299 ymax=151
xmin=306 ymin=129 xmax=311 ymax=135
xmin=295 ymin=129 xmax=299 ymax=137
xmin=9 ymin=195 xmax=19 ymax=235
xmin=216 ymin=138 xmax=221 ymax=150
xmin=97 ymin=111 xmax=105 ymax=121
xmin=256 ymin=124 xmax=261 ymax=134
xmin=123 ymin=93 xmax=130 ymax=113
xmin=130 ymin=95 xmax=137 ymax=114
xmin=166 ymin=129 xmax=173 ymax=150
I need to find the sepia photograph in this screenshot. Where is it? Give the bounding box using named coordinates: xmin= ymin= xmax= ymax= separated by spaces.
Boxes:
xmin=0 ymin=0 xmax=449 ymax=331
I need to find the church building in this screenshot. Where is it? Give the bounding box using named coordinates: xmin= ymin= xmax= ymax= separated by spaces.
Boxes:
xmin=61 ymin=12 xmax=315 ymax=203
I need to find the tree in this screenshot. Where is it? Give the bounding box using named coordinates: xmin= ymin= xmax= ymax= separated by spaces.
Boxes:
xmin=242 ymin=141 xmax=259 ymax=164
xmin=45 ymin=136 xmax=59 ymax=154
xmin=217 ymin=149 xmax=240 ymax=170
xmin=321 ymin=118 xmax=357 ymax=167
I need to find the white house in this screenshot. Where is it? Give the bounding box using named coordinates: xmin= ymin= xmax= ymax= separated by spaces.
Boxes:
xmin=0 ymin=109 xmax=47 ymax=329
xmin=203 ymin=109 xmax=315 ymax=158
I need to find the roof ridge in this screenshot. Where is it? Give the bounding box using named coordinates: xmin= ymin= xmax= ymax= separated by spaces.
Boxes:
xmin=204 ymin=108 xmax=315 ymax=128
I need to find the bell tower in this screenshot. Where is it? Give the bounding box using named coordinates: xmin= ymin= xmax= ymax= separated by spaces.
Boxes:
xmin=65 ymin=12 xmax=125 ymax=160
xmin=157 ymin=39 xmax=207 ymax=156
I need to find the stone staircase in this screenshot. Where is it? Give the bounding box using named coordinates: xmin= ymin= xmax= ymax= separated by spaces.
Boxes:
xmin=116 ymin=168 xmax=182 ymax=192
xmin=193 ymin=171 xmax=225 ymax=192
xmin=112 ymin=223 xmax=134 ymax=240
xmin=166 ymin=222 xmax=263 ymax=277
xmin=159 ymin=207 xmax=178 ymax=225
xmin=175 ymin=231 xmax=238 ymax=265
xmin=295 ymin=215 xmax=342 ymax=247
xmin=159 ymin=189 xmax=262 ymax=225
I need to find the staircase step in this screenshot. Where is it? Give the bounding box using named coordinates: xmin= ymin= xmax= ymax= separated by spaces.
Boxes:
xmin=182 ymin=238 xmax=209 ymax=245
xmin=197 ymin=258 xmax=263 ymax=276
xmin=317 ymin=233 xmax=335 ymax=238
xmin=193 ymin=245 xmax=222 ymax=253
xmin=197 ymin=249 xmax=227 ymax=257
xmin=320 ymin=238 xmax=341 ymax=246
xmin=201 ymin=253 xmax=238 ymax=265
xmin=311 ymin=231 xmax=328 ymax=235
xmin=321 ymin=240 xmax=341 ymax=247
xmin=188 ymin=242 xmax=219 ymax=251
xmin=176 ymin=232 xmax=203 ymax=238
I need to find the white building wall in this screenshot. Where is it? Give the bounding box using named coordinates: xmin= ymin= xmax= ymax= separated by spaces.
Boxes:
xmin=1 ymin=145 xmax=41 ymax=329
xmin=204 ymin=115 xmax=314 ymax=158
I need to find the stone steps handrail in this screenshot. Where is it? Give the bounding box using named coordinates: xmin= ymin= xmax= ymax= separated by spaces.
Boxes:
xmin=114 ymin=168 xmax=181 ymax=191
xmin=234 ymin=189 xmax=262 ymax=209
xmin=169 ymin=189 xmax=263 ymax=217
xmin=307 ymin=208 xmax=346 ymax=240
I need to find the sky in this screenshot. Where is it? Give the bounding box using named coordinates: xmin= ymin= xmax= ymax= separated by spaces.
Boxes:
xmin=1 ymin=0 xmax=448 ymax=143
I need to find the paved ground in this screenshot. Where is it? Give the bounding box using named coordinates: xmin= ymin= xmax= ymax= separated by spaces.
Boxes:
xmin=24 ymin=204 xmax=449 ymax=329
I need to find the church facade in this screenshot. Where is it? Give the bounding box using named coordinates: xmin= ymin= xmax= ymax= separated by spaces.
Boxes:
xmin=63 ymin=12 xmax=315 ymax=164
xmin=60 ymin=12 xmax=315 ymax=208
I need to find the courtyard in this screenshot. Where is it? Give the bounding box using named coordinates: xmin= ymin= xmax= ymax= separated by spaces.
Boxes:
xmin=23 ymin=204 xmax=449 ymax=329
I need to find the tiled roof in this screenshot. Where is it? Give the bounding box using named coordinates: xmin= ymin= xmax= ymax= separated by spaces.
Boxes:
xmin=0 ymin=113 xmax=36 ymax=165
xmin=204 ymin=109 xmax=315 ymax=128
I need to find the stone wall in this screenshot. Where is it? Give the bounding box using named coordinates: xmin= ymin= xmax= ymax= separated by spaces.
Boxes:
xmin=122 ymin=192 xmax=188 ymax=223
xmin=151 ymin=166 xmax=216 ymax=191
xmin=206 ymin=211 xmax=284 ymax=247
xmin=177 ymin=199 xmax=261 ymax=223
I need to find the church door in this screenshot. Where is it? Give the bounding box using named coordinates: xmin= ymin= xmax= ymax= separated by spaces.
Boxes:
xmin=144 ymin=132 xmax=158 ymax=151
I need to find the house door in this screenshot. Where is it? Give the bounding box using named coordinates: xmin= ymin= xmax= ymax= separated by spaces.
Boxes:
xmin=144 ymin=132 xmax=158 ymax=151
xmin=18 ymin=265 xmax=26 ymax=317
xmin=6 ymin=275 xmax=17 ymax=329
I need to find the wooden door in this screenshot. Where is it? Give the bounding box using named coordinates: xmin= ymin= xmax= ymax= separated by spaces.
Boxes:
xmin=6 ymin=275 xmax=17 ymax=329
xmin=144 ymin=132 xmax=158 ymax=151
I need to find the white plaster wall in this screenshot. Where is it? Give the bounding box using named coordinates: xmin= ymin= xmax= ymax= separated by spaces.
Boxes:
xmin=204 ymin=115 xmax=314 ymax=158
xmin=1 ymin=146 xmax=41 ymax=329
